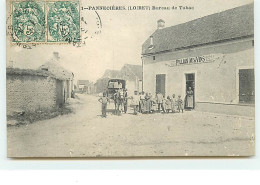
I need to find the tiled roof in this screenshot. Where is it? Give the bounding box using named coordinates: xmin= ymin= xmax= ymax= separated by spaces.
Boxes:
xmin=122 ymin=64 xmax=142 ymax=80
xmin=142 ymin=3 xmax=254 ymax=55
xmin=102 ymin=69 xmax=121 ymax=79
xmin=100 ymin=64 xmax=142 ymax=81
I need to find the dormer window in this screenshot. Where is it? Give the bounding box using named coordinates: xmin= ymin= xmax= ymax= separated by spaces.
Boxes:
xmin=148 ymin=36 xmax=154 ymax=49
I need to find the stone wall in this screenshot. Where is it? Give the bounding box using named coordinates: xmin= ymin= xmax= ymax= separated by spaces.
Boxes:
xmin=6 ymin=74 xmax=57 ymax=115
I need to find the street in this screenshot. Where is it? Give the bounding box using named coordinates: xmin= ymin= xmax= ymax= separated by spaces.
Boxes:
xmin=7 ymin=94 xmax=255 ymax=157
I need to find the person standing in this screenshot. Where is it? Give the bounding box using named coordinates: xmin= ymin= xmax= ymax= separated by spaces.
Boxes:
xmin=114 ymin=89 xmax=122 ymax=115
xmin=156 ymin=92 xmax=165 ymax=113
xmin=171 ymin=94 xmax=176 ymax=113
xmin=185 ymin=87 xmax=194 ymax=110
xmin=131 ymin=91 xmax=139 ymax=115
xmin=144 ymin=93 xmax=151 ymax=114
xmin=98 ymin=92 xmax=109 ymax=118
xmin=123 ymin=89 xmax=128 ymax=113
xmin=140 ymin=91 xmax=145 ymax=113
xmin=113 ymin=90 xmax=119 ymax=111
xmin=165 ymin=96 xmax=172 ymax=113
xmin=177 ymin=95 xmax=184 ymax=113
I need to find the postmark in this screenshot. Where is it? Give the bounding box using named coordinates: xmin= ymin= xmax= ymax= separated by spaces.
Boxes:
xmin=12 ymin=1 xmax=45 ymax=42
xmin=47 ymin=1 xmax=80 ymax=42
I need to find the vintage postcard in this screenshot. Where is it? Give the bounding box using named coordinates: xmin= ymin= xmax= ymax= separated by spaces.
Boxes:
xmin=6 ymin=0 xmax=255 ymax=157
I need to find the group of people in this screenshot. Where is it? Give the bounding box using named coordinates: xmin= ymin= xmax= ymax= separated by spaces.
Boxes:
xmin=131 ymin=91 xmax=185 ymax=115
xmin=131 ymin=86 xmax=194 ymax=115
xmin=98 ymin=88 xmax=128 ymax=118
xmin=98 ymin=87 xmax=194 ymax=118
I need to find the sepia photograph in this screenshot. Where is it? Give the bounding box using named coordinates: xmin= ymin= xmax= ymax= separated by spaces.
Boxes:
xmin=6 ymin=0 xmax=255 ymax=157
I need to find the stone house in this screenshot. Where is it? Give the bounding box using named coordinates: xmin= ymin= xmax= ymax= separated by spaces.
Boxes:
xmin=6 ymin=67 xmax=72 ymax=116
xmin=39 ymin=61 xmax=74 ymax=102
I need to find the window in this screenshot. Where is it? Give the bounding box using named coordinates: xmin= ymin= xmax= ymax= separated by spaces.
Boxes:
xmin=153 ymin=56 xmax=155 ymax=60
xmin=156 ymin=74 xmax=166 ymax=96
xmin=239 ymin=69 xmax=254 ymax=104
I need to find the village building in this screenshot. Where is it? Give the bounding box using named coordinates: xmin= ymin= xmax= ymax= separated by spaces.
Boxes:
xmin=77 ymin=80 xmax=90 ymax=93
xmin=95 ymin=64 xmax=142 ymax=95
xmin=6 ymin=52 xmax=74 ymax=116
xmin=39 ymin=52 xmax=74 ymax=101
xmin=6 ymin=68 xmax=70 ymax=116
xmin=86 ymin=82 xmax=96 ymax=94
xmin=76 ymin=80 xmax=95 ymax=94
xmin=141 ymin=3 xmax=254 ymax=116
xmin=120 ymin=64 xmax=143 ymax=95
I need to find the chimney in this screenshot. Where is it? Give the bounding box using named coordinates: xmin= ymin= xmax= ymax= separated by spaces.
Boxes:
xmin=157 ymin=19 xmax=165 ymax=29
xmin=53 ymin=52 xmax=60 ymax=61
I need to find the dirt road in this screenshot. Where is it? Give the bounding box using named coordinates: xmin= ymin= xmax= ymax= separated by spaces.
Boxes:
xmin=7 ymin=94 xmax=255 ymax=157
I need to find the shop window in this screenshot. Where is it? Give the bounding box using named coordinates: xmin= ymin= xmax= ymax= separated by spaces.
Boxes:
xmin=239 ymin=69 xmax=254 ymax=104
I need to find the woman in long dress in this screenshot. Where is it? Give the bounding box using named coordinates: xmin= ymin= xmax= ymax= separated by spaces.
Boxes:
xmin=171 ymin=94 xmax=176 ymax=113
xmin=144 ymin=93 xmax=151 ymax=114
xmin=185 ymin=87 xmax=194 ymax=110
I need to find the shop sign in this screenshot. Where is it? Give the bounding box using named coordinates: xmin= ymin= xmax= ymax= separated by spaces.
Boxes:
xmin=165 ymin=54 xmax=224 ymax=67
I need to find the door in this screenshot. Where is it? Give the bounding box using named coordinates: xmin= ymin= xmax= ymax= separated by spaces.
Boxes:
xmin=156 ymin=74 xmax=166 ymax=96
xmin=239 ymin=69 xmax=254 ymax=103
xmin=185 ymin=73 xmax=195 ymax=109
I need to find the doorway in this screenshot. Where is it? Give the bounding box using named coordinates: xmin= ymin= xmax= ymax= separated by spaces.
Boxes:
xmin=239 ymin=69 xmax=254 ymax=104
xmin=185 ymin=73 xmax=195 ymax=109
xmin=156 ymin=74 xmax=166 ymax=96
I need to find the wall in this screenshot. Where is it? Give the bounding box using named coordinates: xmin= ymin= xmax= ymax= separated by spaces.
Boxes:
xmin=56 ymin=79 xmax=64 ymax=107
xmin=126 ymin=80 xmax=136 ymax=97
xmin=6 ymin=74 xmax=57 ymax=115
xmin=95 ymin=78 xmax=109 ymax=93
xmin=143 ymin=39 xmax=254 ymax=105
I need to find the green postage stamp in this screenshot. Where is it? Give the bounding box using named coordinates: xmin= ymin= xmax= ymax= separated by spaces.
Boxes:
xmin=12 ymin=1 xmax=45 ymax=42
xmin=11 ymin=0 xmax=80 ymax=43
xmin=47 ymin=1 xmax=80 ymax=42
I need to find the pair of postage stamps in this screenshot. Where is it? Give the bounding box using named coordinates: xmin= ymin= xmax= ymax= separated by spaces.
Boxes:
xmin=11 ymin=0 xmax=80 ymax=43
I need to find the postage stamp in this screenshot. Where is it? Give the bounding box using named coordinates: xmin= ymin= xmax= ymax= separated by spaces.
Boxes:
xmin=12 ymin=1 xmax=45 ymax=42
xmin=47 ymin=1 xmax=80 ymax=42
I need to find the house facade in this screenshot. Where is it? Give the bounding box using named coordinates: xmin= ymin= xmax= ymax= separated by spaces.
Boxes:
xmin=6 ymin=68 xmax=65 ymax=115
xmin=142 ymin=3 xmax=254 ymax=116
xmin=39 ymin=60 xmax=74 ymax=102
xmin=77 ymin=80 xmax=90 ymax=93
xmin=7 ymin=52 xmax=74 ymax=116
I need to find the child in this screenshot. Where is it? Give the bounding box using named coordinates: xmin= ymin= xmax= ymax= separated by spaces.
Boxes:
xmin=98 ymin=92 xmax=109 ymax=118
xmin=177 ymin=95 xmax=184 ymax=113
xmin=131 ymin=91 xmax=139 ymax=115
xmin=165 ymin=96 xmax=172 ymax=113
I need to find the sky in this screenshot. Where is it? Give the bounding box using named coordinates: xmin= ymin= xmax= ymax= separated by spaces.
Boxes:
xmin=6 ymin=0 xmax=253 ymax=82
